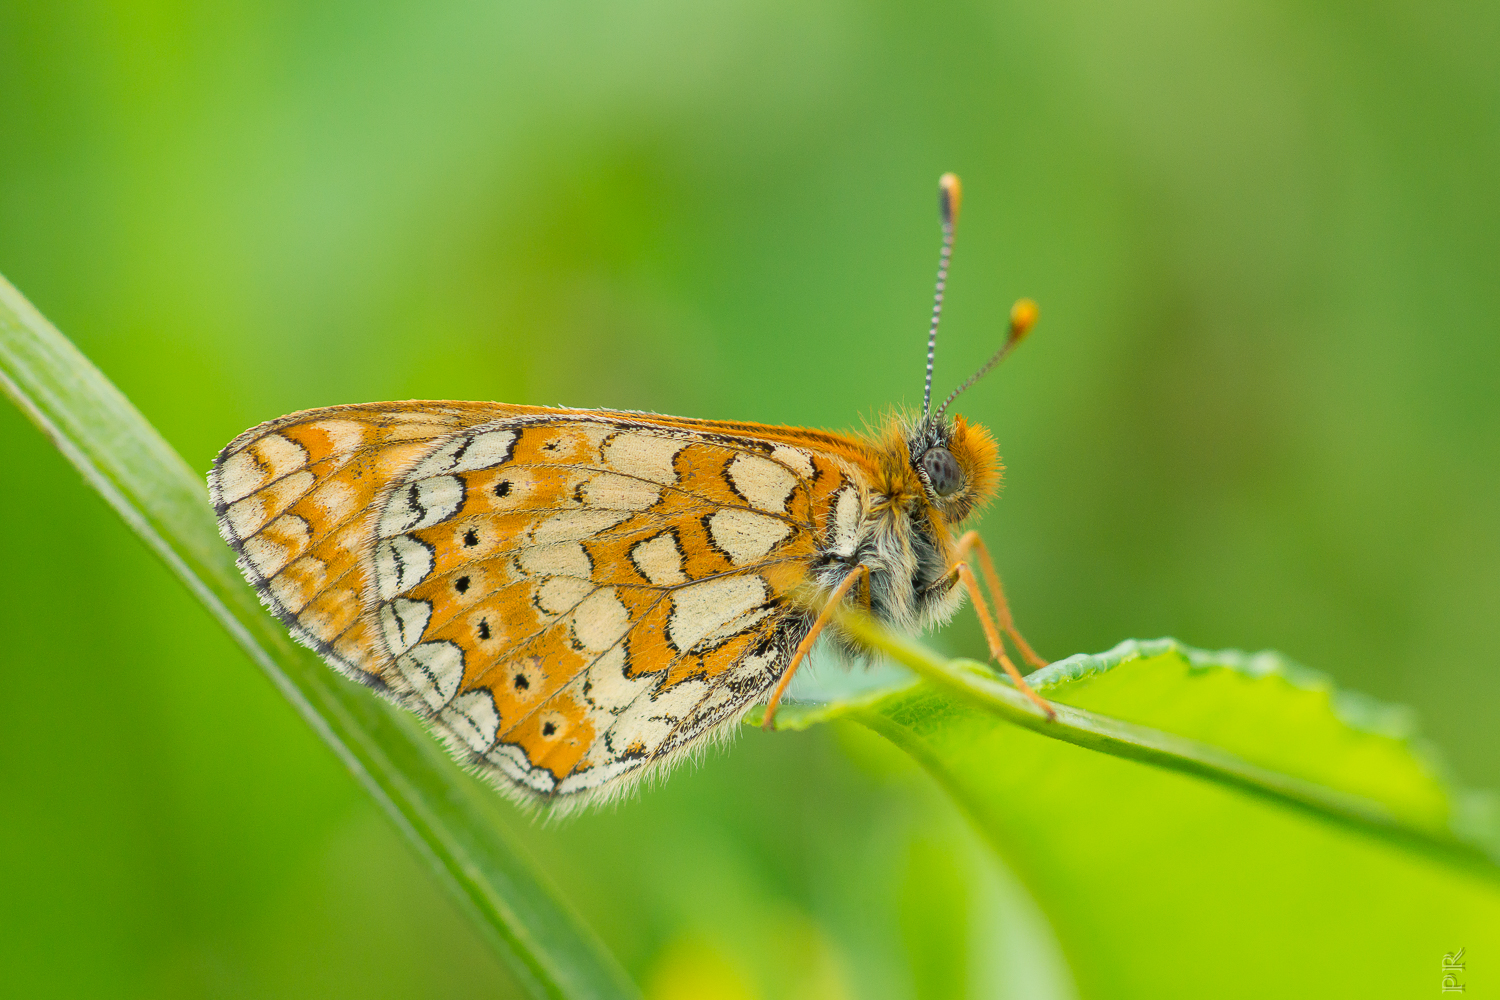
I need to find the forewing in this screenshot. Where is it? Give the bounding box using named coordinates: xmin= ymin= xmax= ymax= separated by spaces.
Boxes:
xmin=211 ymin=405 xmax=862 ymax=809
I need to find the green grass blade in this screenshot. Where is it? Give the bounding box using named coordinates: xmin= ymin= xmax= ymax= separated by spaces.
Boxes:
xmin=760 ymin=610 xmax=1500 ymax=880
xmin=0 ymin=273 xmax=640 ymax=1000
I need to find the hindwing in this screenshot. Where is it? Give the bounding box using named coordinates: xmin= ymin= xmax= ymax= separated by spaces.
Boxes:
xmin=210 ymin=402 xmax=869 ymax=809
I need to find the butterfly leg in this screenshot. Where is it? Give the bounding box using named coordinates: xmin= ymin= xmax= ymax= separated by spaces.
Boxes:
xmin=948 ymin=533 xmax=1055 ymax=719
xmin=952 ymin=530 xmax=1048 ymax=669
xmin=761 ymin=564 xmax=871 ymax=731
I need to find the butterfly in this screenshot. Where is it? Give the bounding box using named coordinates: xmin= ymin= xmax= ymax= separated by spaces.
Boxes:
xmin=208 ymin=173 xmax=1053 ymax=814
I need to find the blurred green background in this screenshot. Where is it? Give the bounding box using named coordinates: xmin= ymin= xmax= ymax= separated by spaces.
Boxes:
xmin=2 ymin=1 xmax=1496 ymax=997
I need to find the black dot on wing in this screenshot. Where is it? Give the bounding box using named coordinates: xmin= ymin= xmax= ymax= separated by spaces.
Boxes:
xmin=495 ymin=480 xmax=512 ymax=498
xmin=542 ymin=722 xmax=557 ymax=736
xmin=514 ymin=673 xmax=530 ymax=690
xmin=463 ymin=529 xmax=479 ymax=547
xmin=455 ymin=576 xmax=471 ymax=593
xmin=478 ymin=619 xmax=491 ymax=640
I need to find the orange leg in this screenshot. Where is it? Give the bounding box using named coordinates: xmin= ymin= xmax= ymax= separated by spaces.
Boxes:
xmin=952 ymin=530 xmax=1048 ymax=670
xmin=761 ymin=565 xmax=870 ymax=731
xmin=952 ymin=563 xmax=1055 ymax=719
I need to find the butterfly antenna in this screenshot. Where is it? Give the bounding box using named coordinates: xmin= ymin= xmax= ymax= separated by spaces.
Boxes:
xmin=922 ymin=173 xmax=963 ymax=422
xmin=933 ymin=298 xmax=1039 ymax=421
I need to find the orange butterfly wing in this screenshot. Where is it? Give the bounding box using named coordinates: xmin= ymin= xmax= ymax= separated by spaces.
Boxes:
xmin=210 ymin=402 xmax=874 ymax=809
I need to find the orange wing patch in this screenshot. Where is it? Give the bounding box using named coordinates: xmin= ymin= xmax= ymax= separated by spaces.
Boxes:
xmin=211 ymin=403 xmax=511 ymax=676
xmin=212 ymin=404 xmax=866 ymax=809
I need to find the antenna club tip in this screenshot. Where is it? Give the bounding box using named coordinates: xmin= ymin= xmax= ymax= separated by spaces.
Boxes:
xmin=1009 ymin=298 xmax=1039 ymax=342
xmin=938 ymin=172 xmax=963 ymax=225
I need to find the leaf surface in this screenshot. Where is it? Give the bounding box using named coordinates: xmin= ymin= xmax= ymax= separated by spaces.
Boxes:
xmin=764 ymin=628 xmax=1500 ymax=998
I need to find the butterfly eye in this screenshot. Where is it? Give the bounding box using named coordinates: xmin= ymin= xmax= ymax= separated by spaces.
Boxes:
xmin=921 ymin=447 xmax=963 ymax=497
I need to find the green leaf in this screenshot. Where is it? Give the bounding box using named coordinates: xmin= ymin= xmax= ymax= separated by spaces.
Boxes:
xmin=771 ymin=618 xmax=1500 ymax=871
xmin=0 ymin=274 xmax=639 ymax=1000
xmin=761 ymin=616 xmax=1500 ymax=998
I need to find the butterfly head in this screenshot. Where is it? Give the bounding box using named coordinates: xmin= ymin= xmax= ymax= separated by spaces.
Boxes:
xmin=898 ymin=412 xmax=1001 ymax=527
